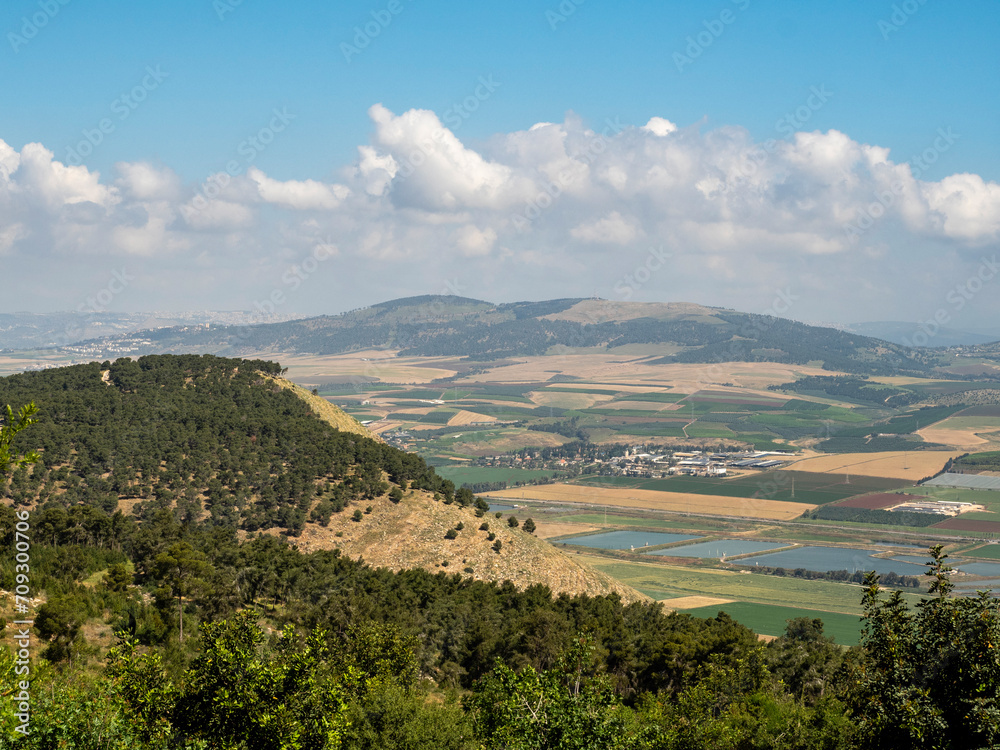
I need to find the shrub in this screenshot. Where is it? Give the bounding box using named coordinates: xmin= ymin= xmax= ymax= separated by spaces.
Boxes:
xmin=352 ymin=510 xmax=363 ymax=522
xmin=455 ymin=522 xmax=464 ymax=531
xmin=479 ymin=522 xmax=489 ymax=531
xmin=445 ymin=529 xmax=458 ymax=540
xmin=493 ymin=540 xmax=502 ymax=554
xmin=507 ymin=516 xmax=519 ymax=529
xmin=523 ymin=518 xmax=536 ymax=534
xmin=487 ymin=533 xmax=496 ymax=542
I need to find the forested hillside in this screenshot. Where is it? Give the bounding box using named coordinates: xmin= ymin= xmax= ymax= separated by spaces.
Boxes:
xmin=0 ymin=355 xmax=451 ymax=535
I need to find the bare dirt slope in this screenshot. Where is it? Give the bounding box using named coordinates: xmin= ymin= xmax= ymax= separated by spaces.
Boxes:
xmin=286 ymin=490 xmax=648 ymax=605
xmin=270 ymin=375 xmax=381 ymax=441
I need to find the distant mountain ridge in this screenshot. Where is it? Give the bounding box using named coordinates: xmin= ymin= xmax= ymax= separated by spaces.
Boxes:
xmin=840 ymin=321 xmax=1000 ymax=348
xmin=44 ymin=296 xmax=941 ymax=376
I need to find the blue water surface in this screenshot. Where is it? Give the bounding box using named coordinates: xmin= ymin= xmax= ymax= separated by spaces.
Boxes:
xmin=646 ymin=539 xmax=787 ymax=558
xmin=734 ymin=546 xmax=926 ymax=576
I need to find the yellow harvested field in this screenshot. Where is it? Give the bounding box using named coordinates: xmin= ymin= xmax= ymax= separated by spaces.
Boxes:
xmin=600 ymin=401 xmax=674 ymax=411
xmin=529 ymin=390 xmax=614 ymax=409
xmin=781 ymin=451 xmax=963 ymax=481
xmin=484 ymin=483 xmax=814 ymax=521
xmin=534 ymin=521 xmax=603 ymax=539
xmin=662 ymin=596 xmax=735 ymax=610
xmin=460 ymin=355 xmax=842 ymax=392
xmin=546 ymin=383 xmax=674 ymax=393
xmin=450 ymin=431 xmax=570 ymax=453
xmin=269 ymin=351 xmax=457 ymax=384
xmin=917 ymin=427 xmax=993 ymax=449
xmin=447 ymin=410 xmax=498 ymax=426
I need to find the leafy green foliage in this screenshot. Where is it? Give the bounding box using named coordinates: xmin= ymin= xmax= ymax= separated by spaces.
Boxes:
xmin=0 ymin=401 xmax=40 ymax=476
xmin=151 ymin=541 xmax=213 ymax=641
xmin=468 ymin=638 xmax=630 ymax=750
xmin=35 ymin=595 xmax=91 ymax=666
xmin=846 ymin=546 xmax=1000 ymax=748
xmin=174 ymin=612 xmax=350 ymax=749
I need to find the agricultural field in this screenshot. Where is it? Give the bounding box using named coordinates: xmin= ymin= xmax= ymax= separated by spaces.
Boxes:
xmin=433 ymin=465 xmax=563 ymax=486
xmin=832 ymin=493 xmax=925 ymax=509
xmin=272 ymin=352 xmax=1000 ymax=642
xmin=781 ymin=451 xmax=960 ymax=481
xmin=918 ymin=413 xmax=1000 ymax=449
xmin=483 ymin=483 xmax=815 ymax=521
xmin=574 ymin=470 xmax=903 ymax=505
xmin=274 ymin=351 xmax=459 ymax=384
xmin=677 ymin=601 xmax=864 ymax=645
xmin=963 ymin=544 xmax=1000 ymax=560
xmin=578 ymin=554 xmax=926 ymax=614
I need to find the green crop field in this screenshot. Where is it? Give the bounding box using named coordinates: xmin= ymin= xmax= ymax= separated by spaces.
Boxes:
xmin=930 ymin=416 xmax=1000 ymax=430
xmin=612 ymin=425 xmax=688 ymax=437
xmin=686 ymin=424 xmax=737 ymax=438
xmin=435 ymin=466 xmax=562 ymax=486
xmin=574 ymin=471 xmax=904 ymax=505
xmin=739 ymin=434 xmax=794 ymax=452
xmin=678 ymin=601 xmax=863 ymax=645
xmin=580 ymin=555 xmax=926 ymax=614
xmin=964 ymin=544 xmax=1000 ymax=560
xmin=609 ymin=392 xmax=687 ymax=403
xmin=387 ymin=410 xmax=456 ymax=424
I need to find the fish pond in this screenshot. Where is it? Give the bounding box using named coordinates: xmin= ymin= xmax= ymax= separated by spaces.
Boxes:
xmin=735 ymin=546 xmax=927 ymax=576
xmin=646 ymin=539 xmax=787 ymax=558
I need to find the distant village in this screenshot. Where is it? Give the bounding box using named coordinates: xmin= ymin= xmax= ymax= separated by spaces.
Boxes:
xmin=379 ymin=429 xmax=797 ymax=479
xmin=477 ymin=448 xmax=800 ymax=478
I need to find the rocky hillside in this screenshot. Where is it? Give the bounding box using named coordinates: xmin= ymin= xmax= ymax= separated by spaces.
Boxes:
xmin=285 ymin=487 xmax=646 ymax=605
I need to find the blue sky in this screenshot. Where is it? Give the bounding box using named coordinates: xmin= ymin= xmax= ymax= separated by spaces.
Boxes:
xmin=1 ymin=0 xmax=998 ymax=330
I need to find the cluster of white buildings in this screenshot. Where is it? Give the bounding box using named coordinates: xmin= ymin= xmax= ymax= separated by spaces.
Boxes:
xmin=613 ymin=449 xmax=796 ymax=478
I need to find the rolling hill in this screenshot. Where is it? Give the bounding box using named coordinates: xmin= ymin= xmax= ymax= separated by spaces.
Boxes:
xmin=0 ymin=354 xmax=642 ymax=602
xmin=53 ymin=296 xmax=941 ymax=376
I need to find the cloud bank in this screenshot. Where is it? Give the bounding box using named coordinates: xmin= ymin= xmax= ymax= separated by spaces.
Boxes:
xmin=2 ymin=106 xmax=998 ymax=323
